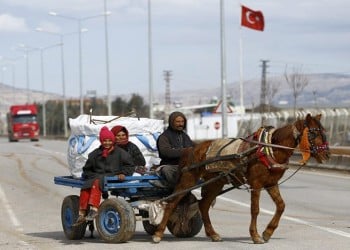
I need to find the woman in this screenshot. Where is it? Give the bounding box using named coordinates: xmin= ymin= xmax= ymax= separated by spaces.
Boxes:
xmin=74 ymin=126 xmax=135 ymax=225
xmin=111 ymin=125 xmax=147 ymax=175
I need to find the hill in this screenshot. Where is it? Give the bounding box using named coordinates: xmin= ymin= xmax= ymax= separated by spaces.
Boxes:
xmin=1 ymin=73 xmax=350 ymax=117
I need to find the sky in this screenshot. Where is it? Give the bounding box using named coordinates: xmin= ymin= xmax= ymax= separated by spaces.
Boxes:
xmin=0 ymin=0 xmax=349 ymax=104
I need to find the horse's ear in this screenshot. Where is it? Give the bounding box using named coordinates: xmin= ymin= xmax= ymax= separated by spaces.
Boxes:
xmin=316 ymin=114 xmax=322 ymax=121
xmin=305 ymin=113 xmax=312 ymax=122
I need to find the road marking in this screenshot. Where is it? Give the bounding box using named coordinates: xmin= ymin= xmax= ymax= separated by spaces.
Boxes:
xmin=0 ymin=184 xmax=23 ymax=231
xmin=217 ymin=196 xmax=350 ymax=238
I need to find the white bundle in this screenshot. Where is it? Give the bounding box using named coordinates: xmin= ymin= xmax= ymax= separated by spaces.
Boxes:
xmin=67 ymin=114 xmax=164 ymax=178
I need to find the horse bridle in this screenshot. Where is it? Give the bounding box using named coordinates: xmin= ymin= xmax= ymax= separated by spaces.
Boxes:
xmin=302 ymin=120 xmax=329 ymax=155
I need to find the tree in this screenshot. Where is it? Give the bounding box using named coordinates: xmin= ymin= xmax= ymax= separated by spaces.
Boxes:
xmin=112 ymin=94 xmax=149 ymax=118
xmin=284 ymin=65 xmax=309 ymax=118
xmin=127 ymin=94 xmax=149 ymax=117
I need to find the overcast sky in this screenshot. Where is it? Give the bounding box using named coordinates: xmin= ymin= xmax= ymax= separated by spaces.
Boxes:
xmin=0 ymin=0 xmax=349 ymax=103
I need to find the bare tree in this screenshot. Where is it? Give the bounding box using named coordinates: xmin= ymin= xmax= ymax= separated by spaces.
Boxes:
xmin=284 ymin=65 xmax=309 ymax=118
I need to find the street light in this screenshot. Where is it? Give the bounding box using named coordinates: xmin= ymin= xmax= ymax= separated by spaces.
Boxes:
xmin=148 ymin=0 xmax=154 ymax=118
xmin=49 ymin=10 xmax=111 ymax=115
xmin=16 ymin=44 xmax=37 ymax=104
xmin=17 ymin=43 xmax=61 ymax=137
xmin=103 ymin=0 xmax=112 ymax=116
xmin=0 ymin=56 xmax=23 ymax=103
xmin=35 ymin=28 xmax=79 ymax=138
xmin=38 ymin=43 xmax=62 ymax=137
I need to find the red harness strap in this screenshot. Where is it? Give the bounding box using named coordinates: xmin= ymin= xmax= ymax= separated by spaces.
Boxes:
xmin=253 ymin=127 xmax=277 ymax=169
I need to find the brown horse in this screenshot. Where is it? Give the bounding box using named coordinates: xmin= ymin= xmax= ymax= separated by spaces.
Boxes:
xmin=152 ymin=114 xmax=330 ymax=244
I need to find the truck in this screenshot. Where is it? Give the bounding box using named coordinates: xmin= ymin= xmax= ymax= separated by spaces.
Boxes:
xmin=7 ymin=104 xmax=40 ymax=142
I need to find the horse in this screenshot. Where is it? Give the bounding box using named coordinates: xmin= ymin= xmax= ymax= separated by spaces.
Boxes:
xmin=152 ymin=113 xmax=330 ymax=244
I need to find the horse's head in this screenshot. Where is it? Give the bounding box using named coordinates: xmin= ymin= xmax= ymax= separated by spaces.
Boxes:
xmin=295 ymin=114 xmax=330 ymax=163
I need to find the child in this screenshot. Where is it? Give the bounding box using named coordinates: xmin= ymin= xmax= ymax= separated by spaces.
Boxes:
xmin=74 ymin=126 xmax=135 ymax=225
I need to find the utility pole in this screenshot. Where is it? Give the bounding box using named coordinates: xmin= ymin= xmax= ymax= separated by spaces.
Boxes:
xmin=260 ymin=59 xmax=269 ymax=113
xmin=163 ymin=70 xmax=172 ymax=120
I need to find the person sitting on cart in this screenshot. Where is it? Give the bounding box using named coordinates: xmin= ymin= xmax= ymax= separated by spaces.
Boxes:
xmin=74 ymin=126 xmax=135 ymax=225
xmin=111 ymin=125 xmax=147 ymax=175
xmin=149 ymin=111 xmax=194 ymax=189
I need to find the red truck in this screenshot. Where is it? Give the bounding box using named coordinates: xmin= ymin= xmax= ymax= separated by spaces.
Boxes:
xmin=7 ymin=104 xmax=40 ymax=142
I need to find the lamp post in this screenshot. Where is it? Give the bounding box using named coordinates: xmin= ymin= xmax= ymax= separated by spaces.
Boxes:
xmin=0 ymin=56 xmax=22 ymax=103
xmin=38 ymin=43 xmax=62 ymax=137
xmin=49 ymin=11 xmax=111 ymax=115
xmin=148 ymin=0 xmax=154 ymax=118
xmin=16 ymin=44 xmax=37 ymax=104
xmin=103 ymin=0 xmax=112 ymax=116
xmin=35 ymin=28 xmax=77 ymax=138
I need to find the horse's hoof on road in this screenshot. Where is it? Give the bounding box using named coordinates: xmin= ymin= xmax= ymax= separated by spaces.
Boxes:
xmin=252 ymin=237 xmax=265 ymax=244
xmin=211 ymin=234 xmax=222 ymax=242
xmin=152 ymin=235 xmax=161 ymax=243
xmin=262 ymin=231 xmax=271 ymax=242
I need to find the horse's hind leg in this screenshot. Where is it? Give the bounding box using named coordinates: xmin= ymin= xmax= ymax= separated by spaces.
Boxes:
xmin=152 ymin=174 xmax=197 ymax=243
xmin=199 ymin=181 xmax=225 ymax=242
xmin=249 ymin=188 xmax=265 ymax=244
xmin=262 ymin=185 xmax=285 ymax=242
xmin=152 ymin=194 xmax=185 ymax=243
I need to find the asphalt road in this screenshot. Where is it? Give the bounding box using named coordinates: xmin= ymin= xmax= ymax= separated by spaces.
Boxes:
xmin=0 ymin=138 xmax=349 ymax=250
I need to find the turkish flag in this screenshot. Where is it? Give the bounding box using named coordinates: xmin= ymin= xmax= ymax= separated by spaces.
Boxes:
xmin=241 ymin=5 xmax=264 ymax=31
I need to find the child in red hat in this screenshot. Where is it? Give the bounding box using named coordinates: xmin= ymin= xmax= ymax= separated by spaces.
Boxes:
xmin=74 ymin=126 xmax=135 ymax=225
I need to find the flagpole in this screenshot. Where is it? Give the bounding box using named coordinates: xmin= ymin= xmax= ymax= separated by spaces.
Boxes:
xmin=239 ymin=3 xmax=244 ymax=109
xmin=239 ymin=17 xmax=244 ymax=108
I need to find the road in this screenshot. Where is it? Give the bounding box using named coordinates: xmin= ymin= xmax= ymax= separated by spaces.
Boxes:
xmin=0 ymin=138 xmax=349 ymax=250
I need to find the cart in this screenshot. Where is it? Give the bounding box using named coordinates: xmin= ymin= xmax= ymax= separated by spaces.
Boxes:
xmin=54 ymin=174 xmax=203 ymax=243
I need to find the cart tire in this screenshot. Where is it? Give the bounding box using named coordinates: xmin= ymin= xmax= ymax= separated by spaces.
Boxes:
xmin=61 ymin=195 xmax=87 ymax=240
xmin=139 ymin=210 xmax=158 ymax=235
xmin=167 ymin=193 xmax=203 ymax=238
xmin=96 ymin=198 xmax=136 ymax=243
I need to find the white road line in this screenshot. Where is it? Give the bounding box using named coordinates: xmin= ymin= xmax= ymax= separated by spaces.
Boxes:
xmin=217 ymin=196 xmax=350 ymax=238
xmin=0 ymin=184 xmax=23 ymax=231
xmin=31 ymin=145 xmax=66 ymax=157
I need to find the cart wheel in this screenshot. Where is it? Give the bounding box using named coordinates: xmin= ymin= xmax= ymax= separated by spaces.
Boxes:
xmin=139 ymin=210 xmax=158 ymax=235
xmin=167 ymin=193 xmax=203 ymax=238
xmin=96 ymin=198 xmax=136 ymax=243
xmin=61 ymin=195 xmax=87 ymax=240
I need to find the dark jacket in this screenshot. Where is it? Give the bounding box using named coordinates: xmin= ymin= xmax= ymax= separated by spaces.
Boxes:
xmin=157 ymin=111 xmax=194 ymax=165
xmin=119 ymin=142 xmax=146 ymax=166
xmin=81 ymin=146 xmax=135 ymax=189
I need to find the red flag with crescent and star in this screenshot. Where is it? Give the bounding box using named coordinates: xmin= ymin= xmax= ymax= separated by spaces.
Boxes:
xmin=241 ymin=5 xmax=264 ymax=31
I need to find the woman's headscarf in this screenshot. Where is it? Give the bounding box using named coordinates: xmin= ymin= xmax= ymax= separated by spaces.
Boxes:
xmin=111 ymin=125 xmax=129 ymax=146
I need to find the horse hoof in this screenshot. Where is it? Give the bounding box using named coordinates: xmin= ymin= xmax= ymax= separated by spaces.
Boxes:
xmin=262 ymin=231 xmax=271 ymax=242
xmin=152 ymin=235 xmax=161 ymax=243
xmin=253 ymin=237 xmax=265 ymax=244
xmin=211 ymin=234 xmax=222 ymax=242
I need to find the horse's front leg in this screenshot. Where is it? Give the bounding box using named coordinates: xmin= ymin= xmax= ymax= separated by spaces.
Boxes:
xmin=262 ymin=185 xmax=285 ymax=242
xmin=199 ymin=181 xmax=225 ymax=242
xmin=250 ymin=188 xmax=265 ymax=244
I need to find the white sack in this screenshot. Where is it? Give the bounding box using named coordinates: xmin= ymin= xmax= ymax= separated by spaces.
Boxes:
xmin=67 ymin=114 xmax=164 ymax=178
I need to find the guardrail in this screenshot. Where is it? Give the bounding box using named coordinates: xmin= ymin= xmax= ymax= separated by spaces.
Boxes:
xmin=290 ymin=146 xmax=350 ymax=171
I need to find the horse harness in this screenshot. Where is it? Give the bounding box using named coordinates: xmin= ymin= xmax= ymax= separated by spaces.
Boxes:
xmin=168 ymin=118 xmax=329 ymax=200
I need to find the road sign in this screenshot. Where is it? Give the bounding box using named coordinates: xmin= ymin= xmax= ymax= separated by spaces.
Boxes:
xmin=214 ymin=121 xmax=220 ymax=130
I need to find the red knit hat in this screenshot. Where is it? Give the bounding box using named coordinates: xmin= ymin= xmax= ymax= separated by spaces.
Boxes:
xmin=99 ymin=126 xmax=115 ymax=144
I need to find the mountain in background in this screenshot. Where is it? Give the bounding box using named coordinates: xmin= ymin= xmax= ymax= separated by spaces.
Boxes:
xmin=1 ymin=73 xmax=350 ymax=117
xmin=167 ymin=73 xmax=350 ymax=109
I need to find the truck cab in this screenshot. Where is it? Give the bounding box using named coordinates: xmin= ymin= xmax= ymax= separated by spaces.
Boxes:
xmin=7 ymin=104 xmax=40 ymax=142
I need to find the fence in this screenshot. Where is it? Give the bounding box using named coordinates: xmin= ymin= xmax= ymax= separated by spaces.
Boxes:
xmin=236 ymin=108 xmax=350 ymax=146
